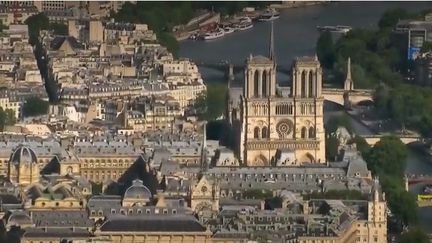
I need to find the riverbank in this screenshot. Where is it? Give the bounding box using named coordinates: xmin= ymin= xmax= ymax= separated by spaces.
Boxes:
xmin=176 ymin=2 xmax=329 ymax=41
xmin=270 ymin=1 xmax=329 ymax=10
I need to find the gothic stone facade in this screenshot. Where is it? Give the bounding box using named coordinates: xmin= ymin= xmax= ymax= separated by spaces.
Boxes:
xmin=228 ymin=55 xmax=325 ymax=166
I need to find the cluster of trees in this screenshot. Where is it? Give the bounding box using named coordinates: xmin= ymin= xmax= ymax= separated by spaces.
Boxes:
xmin=0 ymin=107 xmax=16 ymax=131
xmin=194 ymin=82 xmax=228 ymax=121
xmin=23 ymin=97 xmax=49 ymax=117
xmin=375 ymin=83 xmax=432 ymax=137
xmin=111 ymin=2 xmax=194 ymax=55
xmin=24 ymin=13 xmax=67 ymax=45
xmin=323 ymin=112 xmax=421 ymax=234
xmin=363 ymin=136 xmax=419 ymax=226
xmin=317 ymin=7 xmax=432 ymax=137
xmin=399 ymin=227 xmax=430 ymax=243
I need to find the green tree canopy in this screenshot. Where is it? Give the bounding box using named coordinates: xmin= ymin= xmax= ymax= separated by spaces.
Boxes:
xmin=193 ymin=82 xmax=227 ymax=121
xmin=378 ymin=8 xmax=413 ymax=30
xmin=24 ymin=13 xmax=49 ymax=45
xmin=399 ymin=227 xmax=430 ymax=243
xmin=316 ymin=31 xmax=335 ymax=69
xmin=366 ymin=136 xmax=407 ymax=176
xmin=421 ymin=41 xmax=432 ymax=53
xmin=0 ymin=108 xmax=16 ymax=131
xmin=23 ymin=97 xmax=49 ymax=117
xmin=50 ymin=22 xmax=68 ymax=35
xmin=325 ymin=113 xmax=353 ymax=135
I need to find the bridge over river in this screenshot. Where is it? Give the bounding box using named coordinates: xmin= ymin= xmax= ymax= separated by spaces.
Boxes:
xmin=405 ymin=174 xmax=432 ymax=207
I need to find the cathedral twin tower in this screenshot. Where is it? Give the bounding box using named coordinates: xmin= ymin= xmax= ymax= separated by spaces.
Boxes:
xmin=226 ymin=22 xmax=326 ymax=166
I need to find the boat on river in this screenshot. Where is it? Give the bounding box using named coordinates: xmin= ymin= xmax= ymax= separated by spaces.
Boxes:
xmin=258 ymin=9 xmax=280 ymax=21
xmin=423 ymin=184 xmax=432 ymax=194
xmin=234 ymin=17 xmax=253 ymax=31
xmin=202 ymin=28 xmax=225 ymax=40
xmin=317 ymin=25 xmax=352 ymax=34
xmin=223 ymin=26 xmax=235 ymax=34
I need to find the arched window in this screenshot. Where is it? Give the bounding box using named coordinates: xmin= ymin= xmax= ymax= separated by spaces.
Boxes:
xmin=301 ymin=71 xmax=306 ymax=98
xmin=309 ymin=127 xmax=315 ymax=138
xmin=309 ymin=70 xmax=314 ymax=97
xmin=254 ymin=127 xmax=260 ymax=139
xmin=262 ymin=126 xmax=268 ymax=139
xmin=254 ymin=70 xmax=259 ymax=97
xmin=262 ymin=70 xmax=267 ymax=97
xmin=301 ymin=127 xmax=307 ymax=139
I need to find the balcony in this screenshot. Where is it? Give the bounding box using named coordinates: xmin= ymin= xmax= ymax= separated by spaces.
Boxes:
xmin=246 ymin=139 xmax=320 ymax=150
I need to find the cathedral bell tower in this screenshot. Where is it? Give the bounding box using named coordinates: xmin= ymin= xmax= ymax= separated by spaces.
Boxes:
xmin=291 ymin=55 xmax=323 ymax=98
xmin=244 ymin=21 xmax=277 ymax=99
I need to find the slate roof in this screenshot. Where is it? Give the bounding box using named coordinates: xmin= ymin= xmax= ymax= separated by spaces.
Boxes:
xmin=100 ymin=215 xmax=207 ymax=232
xmin=22 ymin=227 xmax=92 ymax=239
xmin=50 ymin=36 xmax=84 ymax=51
xmin=0 ymin=194 xmax=21 ymax=204
xmin=31 ymin=210 xmax=94 ymax=228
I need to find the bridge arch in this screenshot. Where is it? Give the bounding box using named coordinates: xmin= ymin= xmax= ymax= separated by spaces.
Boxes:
xmin=322 ymin=89 xmax=374 ymax=107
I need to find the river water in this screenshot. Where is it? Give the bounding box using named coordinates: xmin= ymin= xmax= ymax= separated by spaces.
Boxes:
xmin=178 ymin=1 xmax=432 ymax=231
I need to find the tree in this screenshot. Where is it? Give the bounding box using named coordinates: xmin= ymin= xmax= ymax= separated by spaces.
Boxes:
xmin=325 ymin=136 xmax=339 ymax=161
xmin=325 ymin=113 xmax=353 ymax=135
xmin=193 ymin=83 xmax=227 ymax=121
xmin=378 ymin=8 xmax=411 ymax=30
xmin=0 ymin=108 xmax=16 ymax=131
xmin=373 ymin=84 xmax=390 ymax=118
xmin=399 ymin=228 xmax=429 ymax=243
xmin=421 ymin=41 xmax=432 ymax=53
xmin=316 ymin=31 xmax=335 ymax=69
xmin=367 ymin=136 xmax=407 ymax=176
xmin=23 ymin=97 xmax=49 ymax=117
xmin=49 ymin=22 xmax=68 ymax=35
xmin=24 ymin=13 xmax=49 ymax=45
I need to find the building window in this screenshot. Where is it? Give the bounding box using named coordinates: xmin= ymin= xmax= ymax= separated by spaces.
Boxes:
xmin=262 ymin=126 xmax=268 ymax=139
xmin=254 ymin=127 xmax=260 ymax=139
xmin=301 ymin=127 xmax=307 ymax=138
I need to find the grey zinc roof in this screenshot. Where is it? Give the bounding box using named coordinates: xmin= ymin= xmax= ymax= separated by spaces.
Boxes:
xmin=100 ymin=214 xmax=207 ymax=232
xmin=22 ymin=227 xmax=92 ymax=239
xmin=31 ymin=210 xmax=94 ymax=228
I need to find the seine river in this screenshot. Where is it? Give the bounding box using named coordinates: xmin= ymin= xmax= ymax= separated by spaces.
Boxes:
xmin=178 ymin=1 xmax=432 ymax=231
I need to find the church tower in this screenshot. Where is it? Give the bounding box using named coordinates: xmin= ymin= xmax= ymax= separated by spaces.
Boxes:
xmin=344 ymin=57 xmax=354 ymax=91
xmin=235 ymin=22 xmax=326 ymax=166
xmin=366 ymin=177 xmax=387 ymax=242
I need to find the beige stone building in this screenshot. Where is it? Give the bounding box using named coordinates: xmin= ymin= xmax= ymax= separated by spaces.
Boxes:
xmin=227 ymin=30 xmax=325 ymax=165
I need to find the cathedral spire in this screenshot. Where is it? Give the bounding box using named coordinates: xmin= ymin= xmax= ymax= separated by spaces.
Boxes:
xmin=344 ymin=57 xmax=354 ymax=91
xmin=269 ymin=21 xmax=275 ymax=61
xmin=200 ymin=121 xmax=208 ymax=172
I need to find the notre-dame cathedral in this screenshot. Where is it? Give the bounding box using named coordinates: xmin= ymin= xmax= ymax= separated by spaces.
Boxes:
xmin=225 ymin=23 xmax=326 ymax=166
